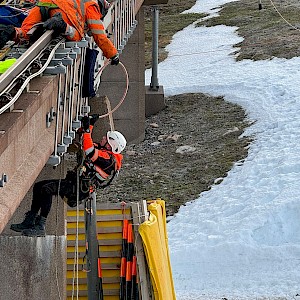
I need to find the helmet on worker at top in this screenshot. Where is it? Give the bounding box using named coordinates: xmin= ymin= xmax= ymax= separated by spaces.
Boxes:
xmin=107 ymin=131 xmax=127 ymax=154
xmin=98 ymin=0 xmax=110 ymax=19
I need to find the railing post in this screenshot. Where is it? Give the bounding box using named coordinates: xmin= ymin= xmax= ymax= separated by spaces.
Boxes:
xmin=150 ymin=6 xmax=159 ymax=91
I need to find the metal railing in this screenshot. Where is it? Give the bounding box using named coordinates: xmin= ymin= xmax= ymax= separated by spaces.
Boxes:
xmin=112 ymin=0 xmax=138 ymax=53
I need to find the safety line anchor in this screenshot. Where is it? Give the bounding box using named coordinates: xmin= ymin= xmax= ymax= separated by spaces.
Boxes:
xmin=0 ymin=173 xmax=8 ymax=187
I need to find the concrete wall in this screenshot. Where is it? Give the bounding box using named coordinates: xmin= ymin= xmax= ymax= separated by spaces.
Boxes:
xmin=0 ymin=75 xmax=59 ymax=234
xmin=92 ymin=9 xmax=146 ymax=144
xmin=0 ymin=236 xmax=66 ymax=300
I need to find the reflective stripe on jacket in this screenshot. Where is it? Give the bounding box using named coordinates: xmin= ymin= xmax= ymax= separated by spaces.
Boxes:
xmin=84 ymin=0 xmax=117 ymax=59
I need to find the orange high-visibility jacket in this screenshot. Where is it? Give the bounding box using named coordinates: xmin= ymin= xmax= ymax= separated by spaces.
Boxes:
xmin=82 ymin=125 xmax=123 ymax=181
xmin=16 ymin=0 xmax=117 ymax=59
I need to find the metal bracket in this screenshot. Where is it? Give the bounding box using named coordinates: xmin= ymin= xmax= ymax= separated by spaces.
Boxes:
xmin=55 ymin=52 xmax=77 ymax=60
xmin=47 ymin=155 xmax=61 ymax=166
xmin=82 ymin=106 xmax=90 ymax=114
xmin=63 ymin=134 xmax=73 ymax=146
xmin=57 ymin=143 xmax=68 ymax=154
xmin=45 ymin=57 xmax=74 ymax=66
xmin=44 ymin=63 xmax=67 ymax=74
xmin=65 ymin=40 xmax=88 ymax=48
xmin=46 ymin=107 xmax=55 ymax=128
xmin=72 ymin=120 xmax=81 ymax=129
xmin=0 ymin=173 xmax=8 ymax=187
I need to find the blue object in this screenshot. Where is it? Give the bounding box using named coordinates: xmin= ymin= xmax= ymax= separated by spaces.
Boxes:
xmin=82 ymin=48 xmax=99 ymax=98
xmin=0 ymin=6 xmax=27 ymax=27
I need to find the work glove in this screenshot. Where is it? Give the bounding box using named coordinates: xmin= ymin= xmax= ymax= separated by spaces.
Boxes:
xmin=0 ymin=25 xmax=15 ymax=49
xmin=110 ymin=53 xmax=119 ymax=66
xmin=81 ymin=116 xmax=90 ymax=132
xmin=43 ymin=12 xmax=67 ymax=33
xmin=90 ymin=114 xmax=100 ymax=126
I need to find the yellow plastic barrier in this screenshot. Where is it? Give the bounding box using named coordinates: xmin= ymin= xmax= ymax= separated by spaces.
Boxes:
xmin=138 ymin=199 xmax=176 ymax=300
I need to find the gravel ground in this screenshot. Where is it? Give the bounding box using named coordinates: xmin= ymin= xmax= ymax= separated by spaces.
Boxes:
xmin=98 ymin=93 xmax=252 ymax=216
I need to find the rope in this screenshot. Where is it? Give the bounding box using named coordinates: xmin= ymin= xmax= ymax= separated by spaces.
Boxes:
xmin=145 ymin=0 xmax=300 ymax=62
xmin=94 ymin=60 xmax=129 ymax=119
xmin=105 ymin=95 xmax=115 ymax=131
xmin=268 ymin=0 xmax=300 ymax=32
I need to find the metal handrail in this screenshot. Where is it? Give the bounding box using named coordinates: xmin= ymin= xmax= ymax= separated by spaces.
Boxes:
xmin=0 ymin=30 xmax=54 ymax=94
xmin=0 ymin=34 xmax=64 ymax=115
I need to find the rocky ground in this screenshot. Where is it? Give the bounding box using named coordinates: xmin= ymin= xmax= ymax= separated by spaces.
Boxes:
xmin=98 ymin=93 xmax=252 ymax=216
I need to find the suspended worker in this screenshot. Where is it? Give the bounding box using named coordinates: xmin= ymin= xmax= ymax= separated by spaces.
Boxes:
xmin=0 ymin=0 xmax=120 ymax=65
xmin=10 ymin=115 xmax=127 ymax=237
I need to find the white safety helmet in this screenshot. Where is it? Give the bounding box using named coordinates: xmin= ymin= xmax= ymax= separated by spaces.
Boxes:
xmin=107 ymin=131 xmax=127 ymax=154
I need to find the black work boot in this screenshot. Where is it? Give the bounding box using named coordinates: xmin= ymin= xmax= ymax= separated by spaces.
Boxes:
xmin=10 ymin=211 xmax=37 ymax=232
xmin=22 ymin=215 xmax=47 ymax=237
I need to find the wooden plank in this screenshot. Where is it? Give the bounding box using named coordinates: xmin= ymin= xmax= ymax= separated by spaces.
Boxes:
xmin=67 ymin=277 xmax=120 ymax=285
xmin=99 ymin=250 xmax=121 ymax=258
xmin=67 ymin=263 xmax=120 ymax=271
xmin=131 ymin=201 xmax=152 ymax=300
xmin=67 ymin=226 xmax=123 ymax=235
xmin=67 ymin=202 xmax=133 ymax=211
xmin=68 ymin=239 xmax=122 ymax=247
xmin=67 ymin=289 xmax=120 ymax=296
xmin=68 ymin=214 xmax=131 ymax=223
xmin=67 ymin=250 xmax=121 ymax=259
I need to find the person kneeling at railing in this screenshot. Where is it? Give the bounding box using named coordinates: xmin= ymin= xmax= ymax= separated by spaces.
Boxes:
xmin=0 ymin=0 xmax=119 ymax=65
xmin=10 ymin=115 xmax=126 ymax=237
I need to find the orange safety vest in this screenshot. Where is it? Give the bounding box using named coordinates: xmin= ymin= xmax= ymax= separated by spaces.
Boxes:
xmin=16 ymin=0 xmax=84 ymax=40
xmin=82 ymin=126 xmax=123 ymax=183
xmin=48 ymin=0 xmax=85 ymax=39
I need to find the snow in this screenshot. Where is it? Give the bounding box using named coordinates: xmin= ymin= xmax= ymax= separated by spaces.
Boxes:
xmin=145 ymin=0 xmax=300 ymax=299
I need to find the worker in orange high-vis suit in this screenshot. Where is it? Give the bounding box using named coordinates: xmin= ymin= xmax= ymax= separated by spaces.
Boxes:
xmin=80 ymin=114 xmax=125 ymax=185
xmin=10 ymin=114 xmax=126 ymax=237
xmin=0 ymin=0 xmax=119 ymax=64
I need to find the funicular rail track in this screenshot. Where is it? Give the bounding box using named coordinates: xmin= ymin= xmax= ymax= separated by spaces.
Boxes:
xmin=0 ymin=30 xmax=65 ymax=114
xmin=0 ymin=0 xmax=141 ymax=116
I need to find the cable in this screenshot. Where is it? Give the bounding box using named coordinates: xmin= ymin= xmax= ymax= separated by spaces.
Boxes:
xmin=268 ymin=0 xmax=300 ymax=32
xmin=93 ymin=60 xmax=129 ymax=119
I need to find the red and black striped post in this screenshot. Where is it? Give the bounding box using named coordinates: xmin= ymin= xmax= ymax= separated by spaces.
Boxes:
xmin=120 ymin=219 xmax=128 ymax=300
xmin=125 ymin=223 xmax=134 ymax=300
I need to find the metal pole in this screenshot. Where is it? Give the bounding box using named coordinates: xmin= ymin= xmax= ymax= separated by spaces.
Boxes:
xmin=85 ymin=192 xmax=102 ymax=300
xmin=150 ymin=6 xmax=159 ymax=91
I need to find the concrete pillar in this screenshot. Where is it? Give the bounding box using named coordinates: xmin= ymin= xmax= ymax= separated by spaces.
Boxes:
xmin=92 ymin=9 xmax=146 ymax=144
xmin=1 ymin=153 xmax=68 ymax=300
xmin=2 ymin=163 xmax=67 ymax=237
xmin=0 ymin=235 xmax=66 ymax=300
